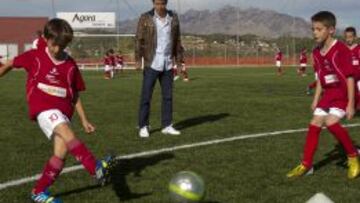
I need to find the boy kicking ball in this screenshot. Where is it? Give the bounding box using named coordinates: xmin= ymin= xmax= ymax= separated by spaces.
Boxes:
xmin=287 ymin=11 xmax=360 ymax=179
xmin=0 ymin=18 xmax=113 ymax=202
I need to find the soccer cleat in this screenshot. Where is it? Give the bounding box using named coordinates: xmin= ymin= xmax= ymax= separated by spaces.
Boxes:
xmin=286 ymin=164 xmax=313 ymax=178
xmin=347 ymin=156 xmax=360 ymax=179
xmin=161 ymin=125 xmax=181 ymax=135
xmin=95 ymin=155 xmax=115 ymax=186
xmin=31 ymin=191 xmax=62 ymax=203
xmin=173 ymin=75 xmax=180 ymax=81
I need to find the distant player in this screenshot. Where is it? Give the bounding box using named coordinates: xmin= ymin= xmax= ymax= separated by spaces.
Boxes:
xmin=298 ymin=48 xmax=308 ymax=77
xmin=115 ymin=52 xmax=125 ymax=73
xmin=287 ymin=11 xmax=360 ymax=179
xmin=32 ymin=30 xmax=47 ymax=50
xmin=344 ymin=27 xmax=360 ymax=110
xmin=275 ymin=50 xmax=283 ymax=75
xmin=173 ymin=46 xmax=189 ymax=82
xmin=0 ymin=19 xmax=113 ymax=203
xmin=103 ymin=49 xmax=115 ymax=79
xmin=173 ymin=61 xmax=189 ymax=82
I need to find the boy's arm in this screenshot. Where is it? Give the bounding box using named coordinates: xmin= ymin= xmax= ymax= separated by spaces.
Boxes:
xmin=346 ymin=77 xmax=355 ymax=120
xmin=0 ymin=60 xmax=13 ymax=77
xmin=74 ymin=96 xmax=95 ymax=134
xmin=311 ymin=80 xmax=322 ymax=111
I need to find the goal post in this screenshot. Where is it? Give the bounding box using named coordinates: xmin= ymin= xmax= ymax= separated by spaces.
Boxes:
xmin=70 ymin=33 xmax=143 ymax=70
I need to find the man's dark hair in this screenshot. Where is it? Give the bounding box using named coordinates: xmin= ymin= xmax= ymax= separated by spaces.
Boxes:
xmin=152 ymin=0 xmax=168 ymax=4
xmin=311 ymin=11 xmax=336 ymax=28
xmin=345 ymin=26 xmax=357 ymax=36
xmin=43 ymin=18 xmax=73 ymax=48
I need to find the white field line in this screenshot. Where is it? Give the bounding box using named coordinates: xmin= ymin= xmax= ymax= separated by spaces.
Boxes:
xmin=1 ymin=123 xmax=360 ymax=191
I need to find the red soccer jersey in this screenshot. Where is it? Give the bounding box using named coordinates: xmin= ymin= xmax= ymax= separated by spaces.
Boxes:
xmin=275 ymin=52 xmax=282 ymax=61
xmin=116 ymin=55 xmax=124 ymax=65
xmin=37 ymin=37 xmax=47 ymax=50
xmin=104 ymin=56 xmax=116 ymax=66
xmin=312 ymin=40 xmax=354 ymax=109
xmin=300 ymin=51 xmax=307 ymax=64
xmin=103 ymin=56 xmax=112 ymax=65
xmin=12 ymin=48 xmax=86 ymax=120
xmin=348 ymin=44 xmax=360 ymax=80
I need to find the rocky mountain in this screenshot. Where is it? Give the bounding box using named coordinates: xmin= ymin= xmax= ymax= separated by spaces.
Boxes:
xmin=118 ymin=6 xmax=312 ymax=38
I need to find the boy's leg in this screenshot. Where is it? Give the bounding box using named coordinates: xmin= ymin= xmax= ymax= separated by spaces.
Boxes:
xmin=181 ymin=69 xmax=189 ymax=81
xmin=54 ymin=123 xmax=98 ymax=176
xmin=325 ymin=113 xmax=357 ymax=157
xmin=325 ymin=111 xmax=359 ymax=179
xmin=302 ymin=115 xmax=324 ymax=168
xmin=32 ymin=135 xmax=67 ymax=195
xmin=287 ymin=113 xmax=325 ymax=178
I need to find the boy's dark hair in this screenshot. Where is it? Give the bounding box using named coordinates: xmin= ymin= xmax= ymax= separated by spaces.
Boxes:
xmin=152 ymin=0 xmax=168 ymax=4
xmin=345 ymin=26 xmax=357 ymax=36
xmin=36 ymin=30 xmax=42 ymax=37
xmin=311 ymin=11 xmax=336 ymax=28
xmin=44 ymin=18 xmax=73 ymax=48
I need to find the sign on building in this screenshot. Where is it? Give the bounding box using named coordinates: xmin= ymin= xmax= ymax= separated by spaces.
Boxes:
xmin=56 ymin=12 xmax=116 ymax=29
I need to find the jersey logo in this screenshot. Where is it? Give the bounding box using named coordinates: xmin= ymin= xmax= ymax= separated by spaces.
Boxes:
xmin=37 ymin=83 xmax=67 ymax=98
xmin=49 ymin=113 xmax=59 ymax=123
xmin=324 ymin=74 xmax=339 ymax=84
xmin=45 ymin=67 xmax=60 ymax=84
xmin=323 ymin=59 xmax=332 ymax=71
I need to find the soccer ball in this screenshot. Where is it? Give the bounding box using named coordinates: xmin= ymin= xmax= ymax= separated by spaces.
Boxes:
xmin=169 ymin=171 xmax=205 ymax=203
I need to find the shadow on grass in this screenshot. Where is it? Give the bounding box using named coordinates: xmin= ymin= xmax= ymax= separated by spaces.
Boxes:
xmin=150 ymin=113 xmax=230 ymax=133
xmin=111 ymin=153 xmax=175 ymax=201
xmin=313 ymin=144 xmax=360 ymax=171
xmin=56 ymin=153 xmax=174 ymax=201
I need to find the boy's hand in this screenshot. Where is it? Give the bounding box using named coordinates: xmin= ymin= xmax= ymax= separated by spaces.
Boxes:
xmin=346 ymin=104 xmax=355 ymax=120
xmin=82 ymin=120 xmax=96 ymax=134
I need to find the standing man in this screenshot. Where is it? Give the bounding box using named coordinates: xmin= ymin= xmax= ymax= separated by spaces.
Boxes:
xmin=135 ymin=0 xmax=183 ymax=138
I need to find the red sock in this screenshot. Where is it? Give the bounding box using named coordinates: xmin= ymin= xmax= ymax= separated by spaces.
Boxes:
xmin=302 ymin=124 xmax=322 ymax=168
xmin=67 ymin=139 xmax=97 ymax=176
xmin=308 ymin=81 xmax=316 ymax=89
xmin=327 ymin=123 xmax=357 ymax=157
xmin=33 ymin=156 xmax=64 ymax=194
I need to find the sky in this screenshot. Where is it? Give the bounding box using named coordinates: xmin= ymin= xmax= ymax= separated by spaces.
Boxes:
xmin=0 ymin=0 xmax=359 ymax=28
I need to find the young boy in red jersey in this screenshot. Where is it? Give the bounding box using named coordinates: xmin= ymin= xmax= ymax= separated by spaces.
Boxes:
xmin=173 ymin=46 xmax=189 ymax=82
xmin=298 ymin=48 xmax=308 ymax=77
xmin=287 ymin=11 xmax=360 ymax=179
xmin=115 ymin=51 xmax=124 ymax=73
xmin=344 ymin=27 xmax=360 ymax=110
xmin=103 ymin=49 xmax=115 ymax=79
xmin=0 ymin=19 xmax=113 ymax=203
xmin=275 ymin=50 xmax=283 ymax=76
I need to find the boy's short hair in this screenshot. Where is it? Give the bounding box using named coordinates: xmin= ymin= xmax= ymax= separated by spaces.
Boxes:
xmin=44 ymin=18 xmax=73 ymax=48
xmin=152 ymin=0 xmax=168 ymax=4
xmin=311 ymin=11 xmax=336 ymax=28
xmin=345 ymin=26 xmax=357 ymax=36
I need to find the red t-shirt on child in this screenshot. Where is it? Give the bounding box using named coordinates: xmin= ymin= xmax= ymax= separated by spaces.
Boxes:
xmin=13 ymin=48 xmax=86 ymax=120
xmin=312 ymin=40 xmax=354 ymax=110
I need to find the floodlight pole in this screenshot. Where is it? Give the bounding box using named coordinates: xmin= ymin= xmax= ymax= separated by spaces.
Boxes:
xmin=51 ymin=0 xmax=55 ymax=17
